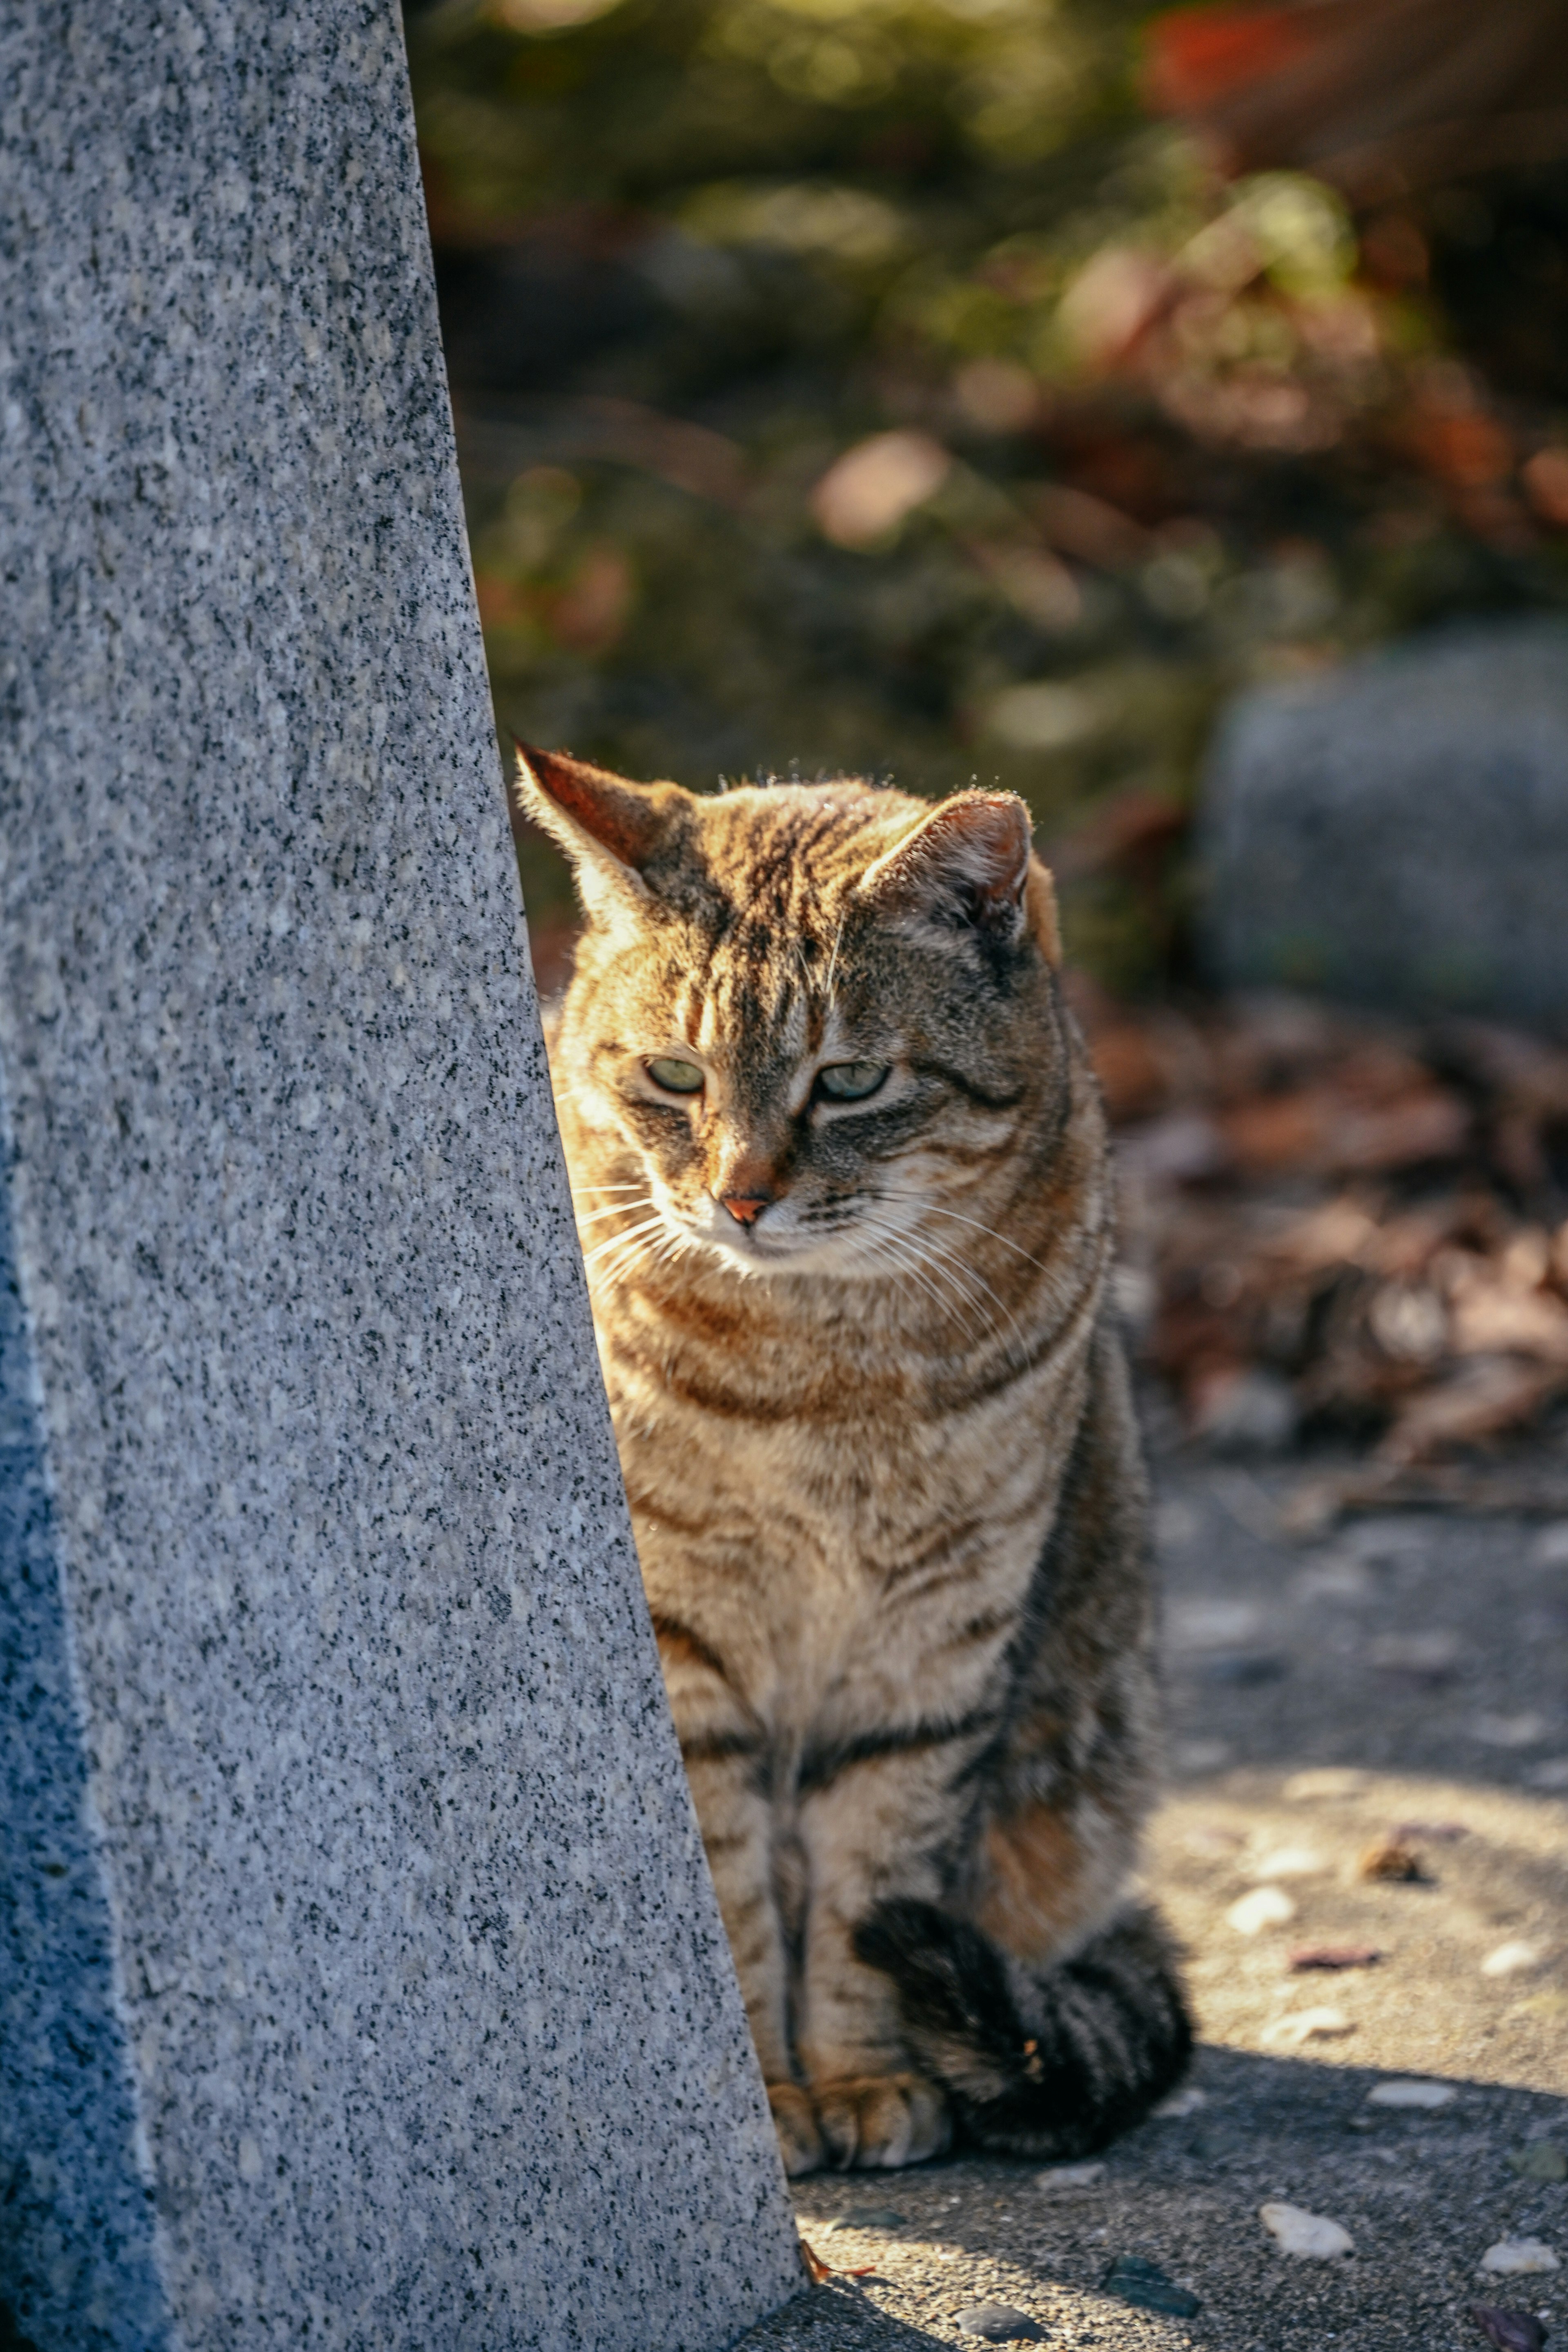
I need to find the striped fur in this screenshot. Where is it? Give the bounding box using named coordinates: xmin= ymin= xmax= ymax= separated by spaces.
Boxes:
xmin=515 ymin=745 xmax=1191 ymax=2175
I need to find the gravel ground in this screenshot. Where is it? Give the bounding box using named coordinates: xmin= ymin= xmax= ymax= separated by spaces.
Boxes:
xmin=737 ymin=1459 xmax=1568 ymax=2351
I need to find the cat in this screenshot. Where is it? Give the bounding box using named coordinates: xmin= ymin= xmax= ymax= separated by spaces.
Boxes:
xmin=513 ymin=742 xmax=1192 ymax=2176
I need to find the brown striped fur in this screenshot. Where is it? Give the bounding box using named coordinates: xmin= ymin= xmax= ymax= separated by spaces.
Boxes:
xmin=514 ymin=745 xmax=1191 ymax=2174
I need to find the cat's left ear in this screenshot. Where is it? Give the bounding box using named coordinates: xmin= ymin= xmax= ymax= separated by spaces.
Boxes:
xmin=859 ymin=792 xmax=1060 ymax=961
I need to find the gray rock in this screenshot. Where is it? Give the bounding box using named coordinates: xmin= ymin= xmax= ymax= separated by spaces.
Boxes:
xmin=1200 ymin=620 xmax=1568 ymax=1027
xmin=1100 ymin=2254 xmax=1203 ymax=2316
xmin=0 ymin=5 xmax=797 ymax=2350
xmin=955 ymin=2306 xmax=1045 ymax=2341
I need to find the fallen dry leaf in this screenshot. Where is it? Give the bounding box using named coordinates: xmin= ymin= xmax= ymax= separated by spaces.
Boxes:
xmin=1468 ymin=2304 xmax=1550 ymax=2352
xmin=1358 ymin=1837 xmax=1428 ymax=1884
xmin=799 ymin=2239 xmax=832 ymax=2285
xmin=1076 ymin=991 xmax=1568 ymax=1465
xmin=1219 ymin=1080 xmax=1468 ymax=1179
xmin=1379 ymin=1359 xmax=1566 ymax=1466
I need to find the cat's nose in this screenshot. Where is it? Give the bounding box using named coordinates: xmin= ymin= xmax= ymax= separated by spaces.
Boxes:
xmin=719 ymin=1192 xmax=771 ymax=1227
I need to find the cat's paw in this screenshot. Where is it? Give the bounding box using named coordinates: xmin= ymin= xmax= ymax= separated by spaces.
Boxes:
xmin=768 ymin=2081 xmax=827 ymax=2177
xmin=812 ymin=2072 xmax=951 ymax=2171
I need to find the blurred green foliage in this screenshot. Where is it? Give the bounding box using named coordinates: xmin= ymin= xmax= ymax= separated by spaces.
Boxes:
xmin=408 ymin=0 xmax=1568 ymax=991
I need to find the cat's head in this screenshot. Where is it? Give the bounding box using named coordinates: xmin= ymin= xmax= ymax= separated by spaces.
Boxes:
xmin=514 ymin=745 xmax=1071 ymax=1281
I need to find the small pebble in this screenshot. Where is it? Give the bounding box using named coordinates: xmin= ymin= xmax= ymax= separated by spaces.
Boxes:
xmin=1369 ymin=1629 xmax=1461 ymax=1679
xmin=955 ymin=2303 xmax=1044 ymax=2341
xmin=1509 ymin=2143 xmax=1568 ymax=2183
xmin=1367 ymin=2078 xmax=1455 ymax=2108
xmin=1035 ymin=2160 xmax=1104 ymax=2192
xmin=1469 ymin=2303 xmax=1549 ymax=2352
xmin=1185 ymin=1824 xmax=1243 ymax=1857
xmin=1250 ymin=1845 xmax=1325 ymax=1880
xmin=1483 ymin=1941 xmax=1543 ymax=1979
xmin=1100 ymin=2254 xmax=1202 ymax=2317
xmin=831 ymin=2205 xmax=906 ymax=2230
xmin=1168 ymin=1598 xmax=1265 ymax=1650
xmin=1173 ymin=1737 xmax=1232 ymax=1775
xmin=1260 ymin=2201 xmax=1355 ymax=2258
xmin=1227 ymin=1886 xmax=1298 ymax=1936
xmin=1471 ymin=1713 xmax=1548 ymax=1748
xmin=1154 ymin=2083 xmax=1208 ymax=2118
xmin=1290 ymin=1943 xmax=1382 ymax=1971
xmin=1260 ymin=2005 xmax=1354 ymax=2051
xmin=1526 ymin=1758 xmax=1568 ymax=1791
xmin=1481 ymin=2241 xmax=1560 ymax=2276
xmin=1530 ymin=1521 xmax=1568 ymax=1566
xmin=1294 ymin=1555 xmax=1374 ymax=1602
xmin=1358 ymin=1836 xmax=1428 ymax=1882
xmin=1200 ymin=1649 xmax=1287 ymax=1686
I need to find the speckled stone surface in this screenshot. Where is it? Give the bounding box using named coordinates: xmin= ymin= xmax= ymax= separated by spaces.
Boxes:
xmin=1200 ymin=618 xmax=1568 ymax=1025
xmin=0 ymin=6 xmax=797 ymax=2348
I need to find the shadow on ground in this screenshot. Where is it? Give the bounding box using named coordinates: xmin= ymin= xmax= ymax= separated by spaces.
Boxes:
xmin=741 ymin=1460 xmax=1568 ymax=2349
xmin=747 ymin=2051 xmax=1566 ymax=2351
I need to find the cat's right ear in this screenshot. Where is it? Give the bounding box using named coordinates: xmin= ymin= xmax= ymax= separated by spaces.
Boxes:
xmin=510 ymin=742 xmax=680 ymax=922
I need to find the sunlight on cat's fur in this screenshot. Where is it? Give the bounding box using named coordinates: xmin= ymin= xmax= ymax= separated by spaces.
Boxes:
xmin=516 ymin=744 xmax=1191 ymax=2175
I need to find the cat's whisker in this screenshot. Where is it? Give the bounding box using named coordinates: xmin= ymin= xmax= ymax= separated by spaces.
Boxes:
xmin=891 ymin=1250 xmax=994 ymax=1357
xmin=580 ymin=1213 xmax=670 ymax=1269
xmin=591 ymin=1235 xmax=663 ymax=1290
xmin=902 ymin=1229 xmax=1034 ymax=1368
xmin=857 ymin=1224 xmax=950 ymax=1326
xmin=866 ymin=1213 xmax=1030 ymax=1365
xmin=820 ymin=907 xmax=848 ymax=1012
xmin=573 ymin=1195 xmax=657 ymax=1227
xmin=857 ymin=1215 xmax=991 ymax=1352
xmin=648 ymin=1228 xmax=700 ymax=1280
xmin=570 ymin=1182 xmax=652 ymax=1197
xmin=604 ymin=1212 xmax=701 ymax=1288
xmin=880 ymin=1191 xmax=1054 ymax=1277
xmin=855 ymin=1237 xmax=922 ymax=1327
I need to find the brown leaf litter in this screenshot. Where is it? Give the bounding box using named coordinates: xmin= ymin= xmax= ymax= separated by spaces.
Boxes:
xmin=1081 ymin=986 xmax=1568 ymax=1496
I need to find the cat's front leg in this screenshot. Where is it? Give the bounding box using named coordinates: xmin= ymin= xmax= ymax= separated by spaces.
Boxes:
xmin=680 ymin=1744 xmax=826 ymax=2172
xmin=793 ymin=1752 xmax=964 ymax=2170
xmin=654 ymin=1607 xmax=818 ymax=2167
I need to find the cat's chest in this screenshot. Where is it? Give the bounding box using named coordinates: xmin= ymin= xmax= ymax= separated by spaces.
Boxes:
xmin=608 ymin=1332 xmax=1083 ymax=1717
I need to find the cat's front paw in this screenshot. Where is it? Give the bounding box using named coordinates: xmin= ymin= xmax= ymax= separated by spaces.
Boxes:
xmin=813 ymin=2072 xmax=951 ymax=2171
xmin=768 ymin=2081 xmax=827 ymax=2176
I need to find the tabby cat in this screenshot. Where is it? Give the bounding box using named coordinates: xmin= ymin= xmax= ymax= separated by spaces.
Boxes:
xmin=514 ymin=744 xmax=1191 ymax=2176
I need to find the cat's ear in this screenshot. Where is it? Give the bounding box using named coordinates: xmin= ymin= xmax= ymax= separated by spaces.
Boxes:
xmin=510 ymin=742 xmax=682 ymax=920
xmin=858 ymin=791 xmax=1060 ymax=960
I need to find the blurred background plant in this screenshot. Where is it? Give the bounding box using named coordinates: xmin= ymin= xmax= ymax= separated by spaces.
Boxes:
xmin=408 ymin=0 xmax=1568 ymax=995
xmin=408 ymin=0 xmax=1568 ymax=1476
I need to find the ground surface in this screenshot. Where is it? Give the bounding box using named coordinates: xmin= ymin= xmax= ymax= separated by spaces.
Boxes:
xmin=736 ymin=1459 xmax=1568 ymax=2351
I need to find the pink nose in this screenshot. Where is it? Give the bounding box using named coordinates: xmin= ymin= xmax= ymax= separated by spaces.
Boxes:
xmin=720 ymin=1194 xmax=770 ymax=1227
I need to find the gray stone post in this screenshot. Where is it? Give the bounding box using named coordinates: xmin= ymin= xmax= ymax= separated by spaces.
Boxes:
xmin=0 ymin=5 xmax=800 ymax=2348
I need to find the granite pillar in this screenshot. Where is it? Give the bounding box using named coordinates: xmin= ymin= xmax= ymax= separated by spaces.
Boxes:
xmin=0 ymin=4 xmax=799 ymax=2347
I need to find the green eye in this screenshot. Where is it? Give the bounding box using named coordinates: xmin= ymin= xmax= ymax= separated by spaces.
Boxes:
xmin=817 ymin=1061 xmax=889 ymax=1102
xmin=646 ymin=1056 xmax=705 ymax=1094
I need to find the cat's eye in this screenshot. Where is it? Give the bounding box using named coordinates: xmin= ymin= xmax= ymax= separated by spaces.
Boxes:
xmin=816 ymin=1061 xmax=889 ymax=1103
xmin=645 ymin=1056 xmax=705 ymax=1095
